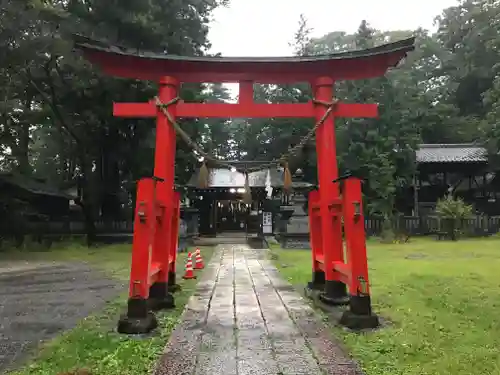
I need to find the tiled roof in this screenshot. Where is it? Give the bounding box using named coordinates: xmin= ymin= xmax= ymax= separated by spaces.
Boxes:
xmin=416 ymin=144 xmax=488 ymax=163
xmin=0 ymin=173 xmax=76 ymax=199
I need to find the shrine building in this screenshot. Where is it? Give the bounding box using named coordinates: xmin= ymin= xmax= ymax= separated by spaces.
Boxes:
xmin=185 ymin=161 xmax=313 ymax=237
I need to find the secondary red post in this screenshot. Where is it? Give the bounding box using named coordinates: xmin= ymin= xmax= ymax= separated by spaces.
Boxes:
xmin=342 ymin=179 xmax=371 ymax=299
xmin=119 ymin=178 xmax=160 ymax=334
xmin=339 ymin=177 xmax=379 ymax=328
xmin=168 ymin=191 xmax=181 ymax=290
xmin=128 ymin=178 xmax=156 ymax=300
xmin=313 ymin=77 xmax=348 ymax=305
xmin=308 ymin=190 xmax=324 ymax=289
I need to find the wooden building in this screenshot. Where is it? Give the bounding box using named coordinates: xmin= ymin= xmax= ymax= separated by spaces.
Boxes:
xmin=182 ymin=144 xmax=500 ymax=236
xmin=408 ymin=144 xmax=500 ymax=215
xmin=0 ymin=173 xmax=77 ymax=240
xmin=0 ymin=173 xmax=76 ymax=218
xmin=185 ymin=162 xmax=313 ymax=236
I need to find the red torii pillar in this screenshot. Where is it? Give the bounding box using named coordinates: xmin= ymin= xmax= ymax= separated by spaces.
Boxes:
xmin=116 ymin=77 xmax=181 ymax=334
xmin=114 ymin=79 xmax=379 ymax=331
xmin=310 ymin=78 xmax=378 ymax=328
xmin=311 ymin=77 xmax=350 ymax=305
xmin=75 ymin=34 xmax=414 ymax=333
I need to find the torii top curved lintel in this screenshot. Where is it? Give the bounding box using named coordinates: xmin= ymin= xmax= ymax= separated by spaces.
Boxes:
xmin=74 ymin=34 xmax=415 ymax=83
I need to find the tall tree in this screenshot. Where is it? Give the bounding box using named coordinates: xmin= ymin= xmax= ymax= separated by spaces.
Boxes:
xmin=0 ymin=0 xmax=229 ymax=241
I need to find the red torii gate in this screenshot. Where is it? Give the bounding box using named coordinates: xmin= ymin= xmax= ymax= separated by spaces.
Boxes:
xmin=75 ymin=36 xmax=414 ymax=333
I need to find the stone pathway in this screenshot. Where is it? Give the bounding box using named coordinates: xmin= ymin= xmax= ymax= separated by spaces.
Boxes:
xmin=154 ymin=244 xmax=361 ymax=375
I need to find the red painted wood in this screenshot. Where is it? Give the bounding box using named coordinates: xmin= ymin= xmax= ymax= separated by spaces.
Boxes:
xmin=115 ymin=74 xmax=380 ymax=307
xmin=169 ymin=192 xmax=181 ymax=276
xmin=126 ymin=78 xmax=181 ymax=302
xmin=152 ymin=181 xmax=169 ymax=284
xmin=342 ymin=178 xmax=371 ymax=296
xmin=153 ymin=77 xmax=178 ymax=284
xmin=238 ymin=81 xmax=254 ymax=105
xmin=113 ymin=102 xmax=314 ymax=118
xmin=154 ymin=77 xmax=178 ymax=180
xmin=83 ymin=48 xmax=407 ymax=83
xmin=113 ymin=101 xmax=378 ymax=119
xmin=309 ymin=190 xmax=322 ymax=273
xmin=179 ymin=102 xmax=314 ymax=118
xmin=128 ymin=178 xmax=156 ymax=299
xmin=114 ymin=102 xmax=156 ymax=117
xmin=314 ymin=77 xmax=344 ymax=284
xmin=332 ymin=261 xmax=350 ymax=277
xmin=315 ymin=254 xmax=324 ymax=265
xmin=149 ymin=261 xmax=161 ymax=284
xmin=336 ymin=271 xmax=349 ymax=286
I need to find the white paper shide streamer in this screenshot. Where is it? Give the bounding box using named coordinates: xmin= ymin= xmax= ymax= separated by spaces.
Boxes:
xmin=265 ymin=169 xmax=273 ymax=199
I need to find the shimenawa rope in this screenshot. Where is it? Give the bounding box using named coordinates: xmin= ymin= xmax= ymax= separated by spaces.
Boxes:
xmin=154 ymin=96 xmax=339 ymax=191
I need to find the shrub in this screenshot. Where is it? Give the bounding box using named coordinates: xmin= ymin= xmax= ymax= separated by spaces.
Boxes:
xmin=435 ymin=195 xmax=473 ymax=240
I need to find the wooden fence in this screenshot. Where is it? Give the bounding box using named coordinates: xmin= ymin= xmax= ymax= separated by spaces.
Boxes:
xmin=0 ymin=218 xmax=194 ymax=248
xmin=276 ymin=215 xmax=500 ymax=248
xmin=24 ymin=219 xmax=190 ymax=237
xmin=4 ymin=215 xmax=500 ymax=242
xmin=282 ymin=215 xmax=500 ymax=238
xmin=364 ymin=215 xmax=500 ymax=237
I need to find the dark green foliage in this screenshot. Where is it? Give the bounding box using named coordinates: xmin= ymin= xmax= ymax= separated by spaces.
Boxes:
xmin=236 ymin=3 xmax=500 ymax=219
xmin=435 ymin=195 xmax=473 ymax=240
xmin=0 ymin=0 xmax=229 ymax=232
xmin=3 ymin=0 xmax=500 ymax=233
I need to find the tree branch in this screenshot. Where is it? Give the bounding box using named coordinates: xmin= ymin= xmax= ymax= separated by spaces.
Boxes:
xmin=27 ymin=71 xmax=83 ymax=146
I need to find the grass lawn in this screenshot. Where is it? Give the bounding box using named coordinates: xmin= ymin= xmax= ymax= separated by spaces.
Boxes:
xmin=0 ymin=242 xmax=213 ymax=375
xmin=271 ymin=237 xmax=500 ymax=375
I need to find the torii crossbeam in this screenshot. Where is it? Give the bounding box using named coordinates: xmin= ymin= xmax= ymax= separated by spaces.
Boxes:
xmin=75 ymin=35 xmax=415 ymax=334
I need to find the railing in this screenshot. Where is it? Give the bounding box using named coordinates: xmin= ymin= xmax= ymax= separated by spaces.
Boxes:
xmin=364 ymin=215 xmax=500 ymax=237
xmin=20 ymin=220 xmax=134 ymax=236
xmin=15 ymin=217 xmax=195 ymax=236
xmin=276 ymin=215 xmax=500 ymax=248
xmin=282 ymin=215 xmax=500 ymax=237
xmin=4 ymin=214 xmax=500 ymax=246
xmin=0 ymin=213 xmax=199 ymax=247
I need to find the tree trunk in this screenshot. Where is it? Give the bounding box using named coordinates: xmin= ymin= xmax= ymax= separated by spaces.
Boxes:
xmin=15 ymin=94 xmax=33 ymax=175
xmin=78 ymin=155 xmax=97 ymax=247
xmin=100 ymin=135 xmax=122 ymax=220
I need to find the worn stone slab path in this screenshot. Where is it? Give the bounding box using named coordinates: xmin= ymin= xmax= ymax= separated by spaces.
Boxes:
xmin=155 ymin=244 xmax=362 ymax=375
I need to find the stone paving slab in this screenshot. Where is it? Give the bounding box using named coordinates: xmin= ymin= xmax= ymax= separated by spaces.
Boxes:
xmin=154 ymin=244 xmax=363 ymax=375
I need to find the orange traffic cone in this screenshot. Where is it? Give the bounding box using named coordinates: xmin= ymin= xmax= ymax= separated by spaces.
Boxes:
xmin=182 ymin=252 xmax=197 ymax=279
xmin=194 ymin=248 xmax=205 ymax=270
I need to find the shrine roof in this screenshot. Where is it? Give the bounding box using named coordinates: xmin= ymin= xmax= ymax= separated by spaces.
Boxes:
xmin=0 ymin=173 xmax=76 ymax=199
xmin=186 ymin=167 xmax=313 ymax=189
xmin=73 ymin=35 xmax=415 ymax=83
xmin=416 ymin=144 xmax=488 ymax=163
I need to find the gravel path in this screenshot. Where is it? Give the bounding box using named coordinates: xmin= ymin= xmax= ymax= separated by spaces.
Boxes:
xmin=0 ymin=261 xmax=123 ymax=372
xmin=154 ymin=244 xmax=362 ymax=375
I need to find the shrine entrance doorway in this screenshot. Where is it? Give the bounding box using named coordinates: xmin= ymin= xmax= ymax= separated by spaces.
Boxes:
xmin=216 ymin=200 xmax=249 ymax=233
xmin=187 ymin=163 xmax=284 ymax=238
xmin=193 ymin=189 xmax=270 ymax=237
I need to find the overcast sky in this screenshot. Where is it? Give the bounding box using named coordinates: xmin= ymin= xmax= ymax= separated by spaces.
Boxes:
xmin=207 ymin=0 xmax=458 ymax=97
xmin=208 ymin=0 xmax=458 ymax=57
